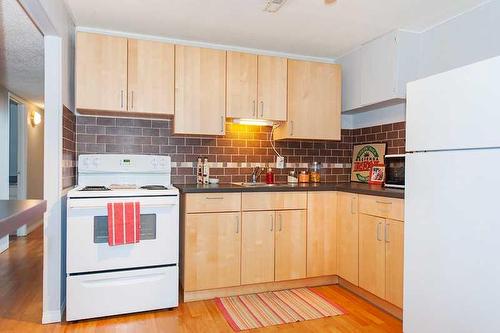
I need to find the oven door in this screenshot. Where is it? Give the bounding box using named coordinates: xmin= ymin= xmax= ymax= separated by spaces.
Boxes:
xmin=67 ymin=195 xmax=179 ymax=274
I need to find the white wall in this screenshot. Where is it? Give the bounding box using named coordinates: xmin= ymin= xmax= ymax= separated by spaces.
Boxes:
xmin=19 ymin=0 xmax=75 ymax=324
xmin=348 ymin=0 xmax=500 ymax=128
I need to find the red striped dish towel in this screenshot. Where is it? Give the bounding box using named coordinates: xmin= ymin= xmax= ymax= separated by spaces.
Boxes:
xmin=107 ymin=202 xmax=141 ymax=246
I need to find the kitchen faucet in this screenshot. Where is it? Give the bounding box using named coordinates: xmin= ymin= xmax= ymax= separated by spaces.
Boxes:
xmin=250 ymin=166 xmax=264 ymax=183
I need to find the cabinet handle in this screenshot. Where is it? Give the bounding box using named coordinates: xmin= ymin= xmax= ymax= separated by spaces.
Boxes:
xmin=120 ymin=90 xmax=124 ymax=109
xmin=260 ymin=101 xmax=264 ymax=118
xmin=350 ymin=197 xmax=356 ymax=214
xmin=376 ymin=201 xmax=392 ymax=205
xmin=235 ymin=215 xmax=240 ymax=234
xmin=270 ymin=214 xmax=274 ymax=231
xmin=205 ymin=196 xmax=224 ymax=200
xmin=253 ymin=100 xmax=256 ymax=117
xmin=376 ymin=222 xmax=382 ymax=241
xmin=290 ymin=121 xmax=294 ymax=136
xmin=279 ymin=214 xmax=283 ymax=232
xmin=130 ymin=91 xmax=134 ymax=110
xmin=220 ymin=116 xmax=225 ymax=133
xmin=385 ymin=223 xmax=390 ymax=243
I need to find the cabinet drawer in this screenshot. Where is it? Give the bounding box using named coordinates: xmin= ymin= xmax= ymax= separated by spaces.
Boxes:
xmin=242 ymin=192 xmax=307 ymax=211
xmin=185 ymin=193 xmax=241 ymax=213
xmin=359 ymin=195 xmax=404 ymax=221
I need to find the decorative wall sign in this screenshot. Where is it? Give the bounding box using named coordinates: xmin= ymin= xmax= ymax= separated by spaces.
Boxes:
xmin=351 ymin=143 xmax=386 ymax=183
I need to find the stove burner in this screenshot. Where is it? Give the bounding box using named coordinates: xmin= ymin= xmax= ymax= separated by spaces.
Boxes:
xmin=140 ymin=185 xmax=168 ymax=190
xmin=80 ymin=186 xmax=111 ymax=192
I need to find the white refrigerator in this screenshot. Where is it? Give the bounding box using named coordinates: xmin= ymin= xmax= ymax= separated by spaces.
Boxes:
xmin=405 ymin=55 xmax=500 ymax=333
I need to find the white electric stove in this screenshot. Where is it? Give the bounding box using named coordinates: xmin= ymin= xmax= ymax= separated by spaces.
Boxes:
xmin=66 ymin=154 xmax=179 ymax=321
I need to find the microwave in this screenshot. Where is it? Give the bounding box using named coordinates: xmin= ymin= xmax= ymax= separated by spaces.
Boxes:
xmin=384 ymin=154 xmax=405 ymax=188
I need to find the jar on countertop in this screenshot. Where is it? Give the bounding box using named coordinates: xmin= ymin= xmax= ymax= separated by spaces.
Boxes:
xmin=298 ymin=170 xmax=310 ymax=183
xmin=310 ymin=161 xmax=321 ymax=183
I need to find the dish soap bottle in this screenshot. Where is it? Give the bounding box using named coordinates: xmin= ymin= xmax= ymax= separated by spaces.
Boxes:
xmin=265 ymin=168 xmax=275 ymax=184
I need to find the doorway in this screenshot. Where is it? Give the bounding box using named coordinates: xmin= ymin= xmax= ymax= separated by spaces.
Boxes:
xmin=8 ymin=96 xmax=29 ymax=236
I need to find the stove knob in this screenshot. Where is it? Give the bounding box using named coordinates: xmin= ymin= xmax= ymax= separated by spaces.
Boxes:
xmin=82 ymin=158 xmax=90 ymax=168
xmin=92 ymin=158 xmax=100 ymax=168
xmin=159 ymin=158 xmax=166 ymax=167
xmin=151 ymin=159 xmax=158 ymax=168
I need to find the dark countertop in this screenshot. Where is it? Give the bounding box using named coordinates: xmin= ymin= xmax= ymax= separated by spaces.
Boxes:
xmin=174 ymin=182 xmax=404 ymax=199
xmin=0 ymin=200 xmax=47 ymax=239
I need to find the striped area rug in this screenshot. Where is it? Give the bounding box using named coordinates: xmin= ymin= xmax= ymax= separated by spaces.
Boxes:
xmin=215 ymin=288 xmax=345 ymax=331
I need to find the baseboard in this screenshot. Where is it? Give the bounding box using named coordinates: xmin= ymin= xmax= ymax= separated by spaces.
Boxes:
xmin=338 ymin=277 xmax=402 ymax=320
xmin=183 ymin=275 xmax=339 ymax=302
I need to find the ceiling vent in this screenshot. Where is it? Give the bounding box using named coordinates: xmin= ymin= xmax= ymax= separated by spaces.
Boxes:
xmin=263 ymin=0 xmax=288 ymax=13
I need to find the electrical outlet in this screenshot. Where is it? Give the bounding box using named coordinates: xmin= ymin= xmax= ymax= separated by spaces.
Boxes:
xmin=276 ymin=156 xmax=285 ymax=169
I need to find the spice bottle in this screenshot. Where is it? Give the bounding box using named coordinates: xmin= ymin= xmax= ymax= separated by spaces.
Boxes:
xmin=298 ymin=170 xmax=310 ymax=183
xmin=310 ymin=161 xmax=321 ymax=183
xmin=203 ymin=157 xmax=210 ymax=185
xmin=196 ymin=157 xmax=203 ymax=184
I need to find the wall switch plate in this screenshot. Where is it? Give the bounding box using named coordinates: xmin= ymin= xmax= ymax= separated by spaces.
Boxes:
xmin=276 ymin=156 xmax=285 ymax=169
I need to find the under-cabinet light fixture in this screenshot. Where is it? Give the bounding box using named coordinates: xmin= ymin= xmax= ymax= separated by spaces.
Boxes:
xmin=232 ymin=118 xmax=274 ymax=126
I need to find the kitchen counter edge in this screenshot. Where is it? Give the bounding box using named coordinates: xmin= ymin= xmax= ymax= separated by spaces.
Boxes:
xmin=174 ymin=183 xmax=404 ymax=199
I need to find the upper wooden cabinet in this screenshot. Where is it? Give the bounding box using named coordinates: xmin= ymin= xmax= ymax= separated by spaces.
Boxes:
xmin=174 ymin=45 xmax=226 ymax=135
xmin=128 ymin=39 xmax=174 ymax=114
xmin=257 ymin=55 xmax=287 ymax=121
xmin=226 ymin=52 xmax=287 ymax=121
xmin=337 ymin=30 xmax=420 ymax=112
xmin=76 ymin=32 xmax=128 ymax=112
xmin=76 ymin=32 xmax=174 ymax=114
xmin=274 ymin=60 xmax=341 ymax=140
xmin=307 ymin=191 xmax=337 ymax=278
xmin=226 ymin=52 xmax=258 ymax=119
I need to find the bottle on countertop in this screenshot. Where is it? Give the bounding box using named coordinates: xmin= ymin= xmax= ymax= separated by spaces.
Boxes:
xmin=288 ymin=170 xmax=298 ymax=184
xmin=203 ymin=157 xmax=210 ymax=185
xmin=310 ymin=161 xmax=321 ymax=183
xmin=265 ymin=168 xmax=275 ymax=184
xmin=196 ymin=157 xmax=203 ymax=184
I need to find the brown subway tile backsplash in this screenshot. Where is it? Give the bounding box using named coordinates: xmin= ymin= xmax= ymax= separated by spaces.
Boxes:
xmin=74 ymin=115 xmax=406 ymax=184
xmin=62 ymin=106 xmax=76 ymax=189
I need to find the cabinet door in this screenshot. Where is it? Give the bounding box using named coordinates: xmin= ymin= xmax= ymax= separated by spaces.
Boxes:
xmin=76 ymin=32 xmax=128 ymax=111
xmin=337 ymin=192 xmax=359 ymax=285
xmin=128 ymin=39 xmax=174 ymax=114
xmin=275 ymin=60 xmax=341 ymax=140
xmin=227 ymin=51 xmax=258 ymax=119
xmin=184 ymin=212 xmax=241 ymax=291
xmin=175 ymin=45 xmax=226 ymax=135
xmin=257 ymin=55 xmax=287 ymax=121
xmin=275 ymin=210 xmax=306 ymax=281
xmin=337 ymin=48 xmax=362 ymax=112
xmin=241 ymin=211 xmax=275 ymax=285
xmin=385 ymin=219 xmax=404 ymax=308
xmin=360 ymin=31 xmax=398 ymax=106
xmin=359 ymin=214 xmax=386 ymax=299
xmin=307 ymin=192 xmax=337 ymax=277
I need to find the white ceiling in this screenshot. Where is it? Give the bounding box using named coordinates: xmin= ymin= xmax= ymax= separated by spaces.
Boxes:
xmin=0 ymin=0 xmax=44 ymax=105
xmin=64 ymin=0 xmax=489 ymax=59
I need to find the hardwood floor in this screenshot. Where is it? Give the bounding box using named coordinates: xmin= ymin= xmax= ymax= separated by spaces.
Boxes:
xmin=0 ymin=227 xmax=402 ymax=333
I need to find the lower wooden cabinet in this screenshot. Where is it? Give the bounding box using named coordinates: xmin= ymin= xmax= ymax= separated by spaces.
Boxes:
xmin=337 ymin=192 xmax=359 ymax=285
xmin=359 ymin=213 xmax=404 ymax=308
xmin=385 ymin=219 xmax=404 ymax=308
xmin=307 ymin=191 xmax=337 ymax=277
xmin=359 ymin=214 xmax=386 ymax=299
xmin=184 ymin=212 xmax=241 ymax=291
xmin=275 ymin=210 xmax=307 ymax=281
xmin=241 ymin=211 xmax=275 ymax=285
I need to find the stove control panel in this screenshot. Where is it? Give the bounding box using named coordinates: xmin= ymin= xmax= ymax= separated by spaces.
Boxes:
xmin=78 ymin=154 xmax=171 ymax=173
